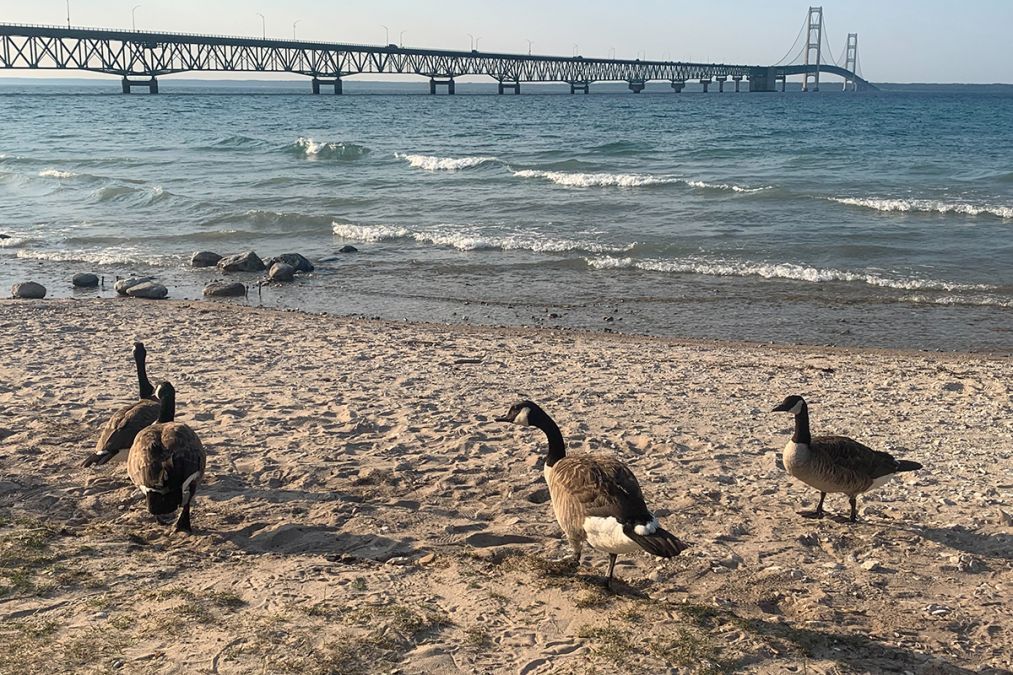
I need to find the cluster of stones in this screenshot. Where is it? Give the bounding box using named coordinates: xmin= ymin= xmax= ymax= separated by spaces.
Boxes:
xmin=192 ymin=250 xmax=319 ymax=297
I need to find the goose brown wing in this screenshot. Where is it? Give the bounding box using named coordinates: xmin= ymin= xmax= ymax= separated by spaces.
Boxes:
xmin=811 ymin=435 xmax=902 ymax=479
xmin=127 ymin=423 xmax=205 ymax=492
xmin=90 ymin=399 xmax=160 ymax=463
xmin=550 ymin=455 xmax=653 ymax=525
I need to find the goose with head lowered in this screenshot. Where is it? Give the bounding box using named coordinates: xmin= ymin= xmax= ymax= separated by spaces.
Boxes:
xmin=772 ymin=395 xmax=922 ymax=523
xmin=127 ymin=381 xmax=206 ymax=534
xmin=84 ymin=342 xmax=160 ymax=468
xmin=497 ymin=400 xmax=688 ymax=590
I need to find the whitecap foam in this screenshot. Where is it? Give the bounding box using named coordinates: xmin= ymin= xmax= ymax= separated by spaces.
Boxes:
xmin=687 ymin=180 xmax=771 ymax=194
xmin=830 ymin=197 xmax=1013 ymax=220
xmin=293 ymin=138 xmax=369 ymax=160
xmin=585 ymin=256 xmax=993 ymax=292
xmin=333 ymin=222 xmax=634 ymax=254
xmin=16 ymin=248 xmax=179 ymax=267
xmin=395 ymin=153 xmax=499 ymax=171
xmin=38 ymin=169 xmax=78 ymax=179
xmin=512 ymin=169 xmax=677 ymax=188
xmin=899 ymin=294 xmax=1013 ymax=309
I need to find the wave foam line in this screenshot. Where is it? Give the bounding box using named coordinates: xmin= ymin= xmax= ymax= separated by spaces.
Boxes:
xmin=586 ymin=256 xmax=995 ymax=292
xmin=38 ymin=169 xmax=78 ymax=179
xmin=512 ymin=169 xmax=678 ymax=188
xmin=292 ymin=137 xmax=370 ymax=160
xmin=395 ymin=153 xmax=499 ymax=171
xmin=687 ymin=180 xmax=771 ymax=194
xmin=16 ymin=248 xmax=181 ymax=267
xmin=333 ymin=222 xmax=634 ymax=254
xmin=831 ymin=197 xmax=1013 ymax=219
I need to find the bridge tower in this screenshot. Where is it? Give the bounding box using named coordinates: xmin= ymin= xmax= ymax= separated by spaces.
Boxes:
xmin=802 ymin=6 xmax=823 ymax=92
xmin=843 ymin=33 xmax=859 ymax=91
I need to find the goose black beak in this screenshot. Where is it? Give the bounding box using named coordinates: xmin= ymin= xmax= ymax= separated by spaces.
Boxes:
xmin=494 ymin=415 xmax=512 ymax=423
xmin=771 ymin=403 xmax=791 ymax=412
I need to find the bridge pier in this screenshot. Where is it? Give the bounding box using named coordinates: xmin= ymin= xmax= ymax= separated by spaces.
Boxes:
xmin=733 ymin=76 xmax=742 ymax=92
xmin=121 ymin=76 xmax=158 ymax=94
xmin=700 ymin=79 xmax=710 ymax=93
xmin=716 ymin=76 xmax=727 ymax=93
xmin=569 ymin=81 xmax=589 ymax=95
xmin=780 ymin=76 xmax=787 ymax=92
xmin=430 ymin=77 xmax=456 ymax=95
xmin=747 ymin=67 xmax=778 ymax=92
xmin=498 ymin=80 xmax=520 ymax=95
xmin=670 ymin=80 xmax=685 ymax=93
xmin=311 ymin=77 xmax=343 ymax=95
xmin=628 ymin=79 xmax=646 ymax=94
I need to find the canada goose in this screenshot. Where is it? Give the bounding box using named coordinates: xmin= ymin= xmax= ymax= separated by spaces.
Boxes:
xmin=127 ymin=382 xmax=206 ymax=533
xmin=772 ymin=395 xmax=922 ymax=522
xmin=83 ymin=342 xmax=160 ymax=467
xmin=497 ymin=400 xmax=687 ymax=589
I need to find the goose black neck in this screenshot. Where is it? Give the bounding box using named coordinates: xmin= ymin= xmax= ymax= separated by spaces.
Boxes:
xmin=135 ymin=350 xmax=154 ymax=400
xmin=158 ymin=389 xmax=175 ymax=424
xmin=532 ymin=412 xmax=566 ymax=467
xmin=793 ymin=405 xmax=812 ymax=445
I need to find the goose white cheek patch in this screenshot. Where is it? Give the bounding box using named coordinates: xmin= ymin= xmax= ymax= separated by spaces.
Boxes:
xmin=514 ymin=407 xmax=531 ymax=426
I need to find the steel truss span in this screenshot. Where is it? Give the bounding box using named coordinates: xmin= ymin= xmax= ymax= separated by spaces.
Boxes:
xmin=0 ymin=23 xmax=876 ymax=94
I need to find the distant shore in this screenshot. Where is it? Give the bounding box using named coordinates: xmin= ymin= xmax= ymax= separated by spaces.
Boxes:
xmin=1 ymin=298 xmax=1010 ymax=673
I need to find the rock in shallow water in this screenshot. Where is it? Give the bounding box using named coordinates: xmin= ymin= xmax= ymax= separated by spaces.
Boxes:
xmin=114 ymin=277 xmax=153 ymax=296
xmin=217 ymin=251 xmax=266 ymax=273
xmin=191 ymin=251 xmax=223 ymax=268
xmin=125 ymin=282 xmax=168 ymax=299
xmin=203 ymin=282 xmax=247 ymax=298
xmin=11 ymin=282 xmax=46 ymax=299
xmin=72 ymin=273 xmax=99 ymax=288
xmin=264 ymin=253 xmax=314 ymax=273
xmin=268 ymin=262 xmax=296 ymax=282
xmin=338 ymin=245 xmax=358 ymax=254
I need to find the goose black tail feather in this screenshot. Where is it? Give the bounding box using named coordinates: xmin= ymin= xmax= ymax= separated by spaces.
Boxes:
xmin=628 ymin=527 xmax=689 ymax=559
xmin=896 ymin=460 xmax=923 ymax=473
xmin=82 ymin=451 xmax=117 ymax=468
xmin=145 ymin=490 xmax=182 ymax=516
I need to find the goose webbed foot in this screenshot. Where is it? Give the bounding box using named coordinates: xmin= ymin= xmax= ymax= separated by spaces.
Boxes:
xmin=173 ymin=504 xmax=193 ymax=534
xmin=604 ymin=553 xmax=618 ymax=592
xmin=800 ymin=491 xmax=827 ymax=519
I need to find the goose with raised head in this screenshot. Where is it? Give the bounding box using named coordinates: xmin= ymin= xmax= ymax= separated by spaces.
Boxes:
xmin=127 ymin=382 xmax=206 ymax=533
xmin=84 ymin=342 xmax=160 ymax=468
xmin=772 ymin=395 xmax=922 ymax=523
xmin=497 ymin=400 xmax=687 ymax=590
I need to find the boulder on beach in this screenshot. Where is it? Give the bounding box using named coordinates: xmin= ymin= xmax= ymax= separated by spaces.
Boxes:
xmin=72 ymin=273 xmax=99 ymax=288
xmin=125 ymin=281 xmax=168 ymax=300
xmin=264 ymin=253 xmax=314 ymax=273
xmin=268 ymin=262 xmax=296 ymax=282
xmin=338 ymin=245 xmax=358 ymax=254
xmin=203 ymin=281 xmax=247 ymax=298
xmin=218 ymin=251 xmax=266 ymax=273
xmin=11 ymin=282 xmax=46 ymax=299
xmin=114 ymin=277 xmax=154 ymax=296
xmin=191 ymin=251 xmax=223 ymax=268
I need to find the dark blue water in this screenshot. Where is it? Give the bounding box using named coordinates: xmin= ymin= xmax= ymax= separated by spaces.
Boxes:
xmin=1 ymin=82 xmax=1011 ymax=351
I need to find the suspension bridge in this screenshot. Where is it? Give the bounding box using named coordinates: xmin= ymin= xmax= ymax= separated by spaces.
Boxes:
xmin=0 ymin=6 xmax=874 ymax=95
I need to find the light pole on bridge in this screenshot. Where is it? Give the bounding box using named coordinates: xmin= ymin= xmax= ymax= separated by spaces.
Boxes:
xmin=526 ymin=39 xmax=533 ymax=55
xmin=65 ymin=0 xmax=70 ymax=28
xmin=292 ymin=19 xmax=301 ymax=40
xmin=467 ymin=34 xmax=481 ymax=51
xmin=572 ymin=43 xmax=579 ymax=57
xmin=381 ymin=25 xmax=389 ymax=44
xmin=399 ymin=30 xmax=407 ymax=47
xmin=256 ymin=13 xmax=265 ymax=39
xmin=132 ymin=5 xmax=142 ymax=31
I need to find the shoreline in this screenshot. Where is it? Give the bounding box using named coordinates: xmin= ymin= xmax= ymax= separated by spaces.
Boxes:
xmin=4 ymin=296 xmax=1012 ymax=361
xmin=1 ymin=297 xmax=1010 ymax=673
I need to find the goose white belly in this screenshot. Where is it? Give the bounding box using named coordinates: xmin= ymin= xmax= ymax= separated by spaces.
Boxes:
xmin=782 ymin=441 xmax=846 ymax=494
xmin=582 ymin=516 xmax=643 ymax=555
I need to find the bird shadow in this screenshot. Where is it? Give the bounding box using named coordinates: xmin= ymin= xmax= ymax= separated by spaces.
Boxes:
xmin=890 ymin=523 xmax=1013 ymax=561
xmin=219 ymin=522 xmax=414 ymax=562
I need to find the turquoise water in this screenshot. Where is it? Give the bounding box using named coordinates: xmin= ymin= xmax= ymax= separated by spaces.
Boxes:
xmin=1 ymin=82 xmax=1011 ymax=351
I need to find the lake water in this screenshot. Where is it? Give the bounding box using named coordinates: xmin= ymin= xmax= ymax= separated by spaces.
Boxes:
xmin=1 ymin=81 xmax=1011 ymax=351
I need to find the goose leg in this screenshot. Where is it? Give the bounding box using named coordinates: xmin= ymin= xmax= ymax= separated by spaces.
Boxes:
xmin=849 ymin=496 xmax=858 ymax=523
xmin=605 ymin=553 xmax=618 ymax=591
xmin=802 ymin=492 xmax=827 ymax=519
xmin=567 ymin=538 xmax=583 ymax=565
xmin=174 ymin=484 xmax=197 ymax=534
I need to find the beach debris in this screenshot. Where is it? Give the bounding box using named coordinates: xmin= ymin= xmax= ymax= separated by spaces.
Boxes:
xmin=203 ymin=281 xmax=247 ymax=298
xmin=860 ymin=559 xmax=883 ymax=572
xmin=114 ymin=277 xmax=154 ymax=296
xmin=217 ymin=251 xmax=266 ymax=273
xmin=338 ymin=245 xmax=358 ymax=254
xmin=268 ymin=262 xmax=296 ymax=282
xmin=11 ymin=281 xmax=46 ymax=299
xmin=125 ymin=281 xmax=169 ymax=300
xmin=264 ymin=253 xmax=314 ymax=273
xmin=72 ymin=273 xmax=99 ymax=288
xmin=191 ymin=251 xmax=223 ymax=268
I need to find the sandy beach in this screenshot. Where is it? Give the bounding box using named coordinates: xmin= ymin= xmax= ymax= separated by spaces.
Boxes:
xmin=0 ymin=298 xmax=1010 ymax=674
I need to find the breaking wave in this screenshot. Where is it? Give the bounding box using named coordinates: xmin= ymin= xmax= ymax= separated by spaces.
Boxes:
xmin=38 ymin=169 xmax=78 ymax=179
xmin=511 ymin=169 xmax=678 ymax=188
xmin=16 ymin=248 xmax=180 ymax=267
xmin=830 ymin=197 xmax=1013 ymax=220
xmin=290 ymin=138 xmax=370 ymax=160
xmin=687 ymin=180 xmax=772 ymax=194
xmin=585 ymin=256 xmax=995 ymax=293
xmin=395 ymin=153 xmax=500 ymax=171
xmin=332 ymin=222 xmax=634 ymax=254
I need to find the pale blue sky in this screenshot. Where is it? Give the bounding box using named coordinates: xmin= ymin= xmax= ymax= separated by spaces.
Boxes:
xmin=1 ymin=0 xmax=1010 ymax=83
